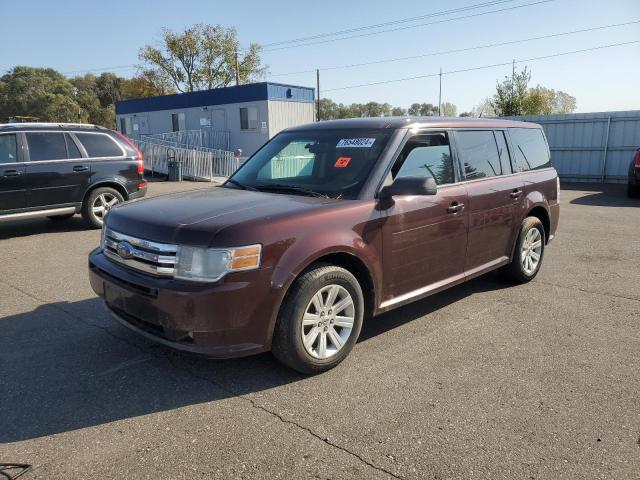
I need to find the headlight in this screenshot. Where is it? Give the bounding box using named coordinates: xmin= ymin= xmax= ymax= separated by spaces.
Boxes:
xmin=174 ymin=244 xmax=262 ymax=282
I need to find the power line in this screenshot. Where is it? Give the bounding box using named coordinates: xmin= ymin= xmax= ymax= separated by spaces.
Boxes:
xmin=261 ymin=0 xmax=519 ymax=47
xmin=261 ymin=0 xmax=554 ymax=52
xmin=322 ymin=40 xmax=640 ymax=92
xmin=268 ymin=20 xmax=640 ymax=77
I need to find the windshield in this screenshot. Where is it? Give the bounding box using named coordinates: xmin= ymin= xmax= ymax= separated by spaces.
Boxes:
xmin=226 ymin=129 xmax=393 ymax=199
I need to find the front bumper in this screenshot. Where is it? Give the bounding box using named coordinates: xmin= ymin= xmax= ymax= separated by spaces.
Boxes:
xmin=88 ymin=248 xmax=279 ymax=358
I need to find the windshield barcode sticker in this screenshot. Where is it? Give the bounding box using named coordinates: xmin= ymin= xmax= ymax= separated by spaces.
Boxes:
xmin=336 ymin=138 xmax=375 ymax=148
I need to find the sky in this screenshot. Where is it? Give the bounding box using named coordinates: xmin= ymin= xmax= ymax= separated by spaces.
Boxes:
xmin=1 ymin=0 xmax=639 ymax=113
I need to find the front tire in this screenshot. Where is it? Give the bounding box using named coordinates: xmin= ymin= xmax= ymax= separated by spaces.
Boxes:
xmin=503 ymin=217 xmax=545 ymax=283
xmin=82 ymin=187 xmax=124 ymax=228
xmin=272 ymin=264 xmax=364 ymax=375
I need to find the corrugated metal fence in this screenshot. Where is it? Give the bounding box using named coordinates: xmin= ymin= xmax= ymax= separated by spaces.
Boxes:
xmin=506 ymin=110 xmax=640 ymax=183
xmin=134 ymin=140 xmax=244 ymax=180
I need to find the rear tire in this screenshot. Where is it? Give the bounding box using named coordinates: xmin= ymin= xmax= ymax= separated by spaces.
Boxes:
xmin=47 ymin=213 xmax=74 ymax=221
xmin=82 ymin=187 xmax=124 ymax=228
xmin=271 ymin=264 xmax=364 ymax=375
xmin=503 ymin=217 xmax=545 ymax=283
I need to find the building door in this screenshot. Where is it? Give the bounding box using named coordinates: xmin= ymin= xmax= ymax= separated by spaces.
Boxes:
xmin=212 ymin=109 xmax=226 ymax=130
xmin=133 ymin=116 xmax=149 ymax=136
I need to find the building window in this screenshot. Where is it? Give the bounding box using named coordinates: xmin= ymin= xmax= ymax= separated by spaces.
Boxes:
xmin=120 ymin=118 xmax=127 ymax=134
xmin=172 ymin=113 xmax=186 ymax=132
xmin=240 ymin=107 xmax=258 ymax=130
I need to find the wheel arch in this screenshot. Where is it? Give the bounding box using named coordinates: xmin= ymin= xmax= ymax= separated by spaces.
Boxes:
xmin=82 ymin=180 xmax=129 ymax=205
xmin=268 ymin=249 xmax=378 ymax=345
xmin=526 ymin=205 xmax=551 ymax=244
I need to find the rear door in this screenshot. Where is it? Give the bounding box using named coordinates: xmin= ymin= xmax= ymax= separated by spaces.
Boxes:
xmin=380 ymin=131 xmax=468 ymax=306
xmin=452 ymin=129 xmax=524 ymax=276
xmin=0 ymin=132 xmax=26 ymax=212
xmin=24 ymin=131 xmax=91 ymax=208
xmin=73 ymin=131 xmax=133 ymax=191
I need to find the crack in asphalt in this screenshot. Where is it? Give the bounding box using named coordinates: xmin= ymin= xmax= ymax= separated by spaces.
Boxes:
xmin=534 ymin=279 xmax=640 ymax=303
xmin=1 ymin=279 xmax=402 ymax=479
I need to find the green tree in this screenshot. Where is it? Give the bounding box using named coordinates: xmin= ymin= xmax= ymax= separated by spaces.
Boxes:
xmin=391 ymin=106 xmax=406 ymax=116
xmin=139 ymin=24 xmax=267 ymax=92
xmin=523 ymin=85 xmax=576 ymax=115
xmin=492 ymin=67 xmax=531 ymax=116
xmin=408 ymin=103 xmax=438 ymax=116
xmin=71 ymin=74 xmax=116 ymax=127
xmin=440 ymin=102 xmax=457 ymax=116
xmin=0 ymin=66 xmax=82 ymax=122
xmin=121 ymin=70 xmax=176 ymax=100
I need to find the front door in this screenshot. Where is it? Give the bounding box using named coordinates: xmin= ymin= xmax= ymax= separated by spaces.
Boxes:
xmin=24 ymin=131 xmax=91 ymax=208
xmin=0 ymin=133 xmax=26 ymax=212
xmin=381 ymin=131 xmax=468 ymax=306
xmin=452 ymin=129 xmax=524 ymax=275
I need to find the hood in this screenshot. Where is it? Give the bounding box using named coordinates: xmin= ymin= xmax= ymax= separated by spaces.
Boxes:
xmin=106 ymin=186 xmax=333 ymax=245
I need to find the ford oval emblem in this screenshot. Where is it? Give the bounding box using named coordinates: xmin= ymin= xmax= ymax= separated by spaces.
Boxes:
xmin=116 ymin=241 xmax=135 ymax=260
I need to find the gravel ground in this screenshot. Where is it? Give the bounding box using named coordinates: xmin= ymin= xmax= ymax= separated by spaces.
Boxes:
xmin=1 ymin=181 xmax=639 ymax=479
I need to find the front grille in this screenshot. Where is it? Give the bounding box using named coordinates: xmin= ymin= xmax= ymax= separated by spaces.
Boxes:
xmin=103 ymin=228 xmax=177 ymax=277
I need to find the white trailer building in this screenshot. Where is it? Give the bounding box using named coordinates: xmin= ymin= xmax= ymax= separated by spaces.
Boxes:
xmin=115 ymin=82 xmax=315 ymax=156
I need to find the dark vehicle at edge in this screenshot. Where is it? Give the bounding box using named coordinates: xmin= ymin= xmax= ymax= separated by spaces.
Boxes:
xmin=0 ymin=123 xmax=147 ymax=228
xmin=628 ymin=148 xmax=640 ymax=197
xmin=88 ymin=117 xmax=560 ymax=374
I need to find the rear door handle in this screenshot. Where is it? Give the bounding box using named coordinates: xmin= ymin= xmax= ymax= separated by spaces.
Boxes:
xmin=73 ymin=165 xmax=89 ymax=172
xmin=2 ymin=169 xmax=21 ymax=177
xmin=510 ymin=189 xmax=523 ymax=199
xmin=447 ymin=202 xmax=465 ymax=214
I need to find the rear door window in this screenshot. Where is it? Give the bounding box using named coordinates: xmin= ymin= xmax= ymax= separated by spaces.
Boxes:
xmin=455 ymin=130 xmax=502 ymax=180
xmin=0 ymin=134 xmax=18 ymax=164
xmin=509 ymin=128 xmax=551 ymax=172
xmin=26 ymin=132 xmax=67 ymax=161
xmin=75 ymin=133 xmax=123 ymax=158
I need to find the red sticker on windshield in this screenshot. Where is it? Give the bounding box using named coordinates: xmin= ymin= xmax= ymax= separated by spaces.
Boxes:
xmin=334 ymin=157 xmax=351 ymax=168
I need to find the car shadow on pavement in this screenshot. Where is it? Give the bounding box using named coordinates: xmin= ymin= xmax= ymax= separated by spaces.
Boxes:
xmin=0 ymin=216 xmax=93 ymax=240
xmin=564 ymin=183 xmax=638 ymax=207
xmin=0 ymin=274 xmax=513 ymax=443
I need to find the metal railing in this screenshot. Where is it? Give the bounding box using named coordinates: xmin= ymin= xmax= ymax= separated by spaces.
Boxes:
xmin=142 ymin=128 xmax=230 ymax=151
xmin=134 ymin=140 xmax=244 ymax=181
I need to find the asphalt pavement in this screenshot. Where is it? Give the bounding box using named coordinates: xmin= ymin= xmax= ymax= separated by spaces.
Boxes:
xmin=1 ymin=181 xmax=639 ymax=479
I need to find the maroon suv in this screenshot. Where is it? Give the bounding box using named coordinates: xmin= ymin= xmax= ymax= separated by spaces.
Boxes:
xmin=89 ymin=118 xmax=559 ymax=374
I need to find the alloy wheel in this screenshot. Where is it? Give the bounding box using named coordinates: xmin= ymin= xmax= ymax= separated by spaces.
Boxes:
xmin=301 ymin=284 xmax=355 ymax=359
xmin=521 ymin=227 xmax=543 ymax=275
xmin=92 ymin=193 xmax=119 ymax=222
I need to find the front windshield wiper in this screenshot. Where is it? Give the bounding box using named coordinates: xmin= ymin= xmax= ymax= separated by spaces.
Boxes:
xmin=253 ymin=183 xmax=329 ymax=198
xmin=225 ymin=178 xmax=259 ymax=191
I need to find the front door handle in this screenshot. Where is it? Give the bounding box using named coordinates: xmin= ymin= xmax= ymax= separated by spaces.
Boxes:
xmin=2 ymin=169 xmax=21 ymax=177
xmin=447 ymin=201 xmax=465 ymax=214
xmin=73 ymin=165 xmax=89 ymax=172
xmin=510 ymin=189 xmax=523 ymax=199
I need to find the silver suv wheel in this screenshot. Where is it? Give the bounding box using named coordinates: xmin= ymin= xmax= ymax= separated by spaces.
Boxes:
xmin=301 ymin=284 xmax=355 ymax=359
xmin=521 ymin=226 xmax=543 ymax=275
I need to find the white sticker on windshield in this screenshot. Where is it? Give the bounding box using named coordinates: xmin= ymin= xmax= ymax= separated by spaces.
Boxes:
xmin=336 ymin=138 xmax=375 ymax=148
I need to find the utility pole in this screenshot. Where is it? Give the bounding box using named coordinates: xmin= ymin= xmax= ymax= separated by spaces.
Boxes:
xmin=511 ymin=58 xmax=515 ymax=115
xmin=235 ymin=50 xmax=240 ymax=86
xmin=316 ymin=69 xmax=320 ymax=122
xmin=438 ymin=67 xmax=442 ymax=116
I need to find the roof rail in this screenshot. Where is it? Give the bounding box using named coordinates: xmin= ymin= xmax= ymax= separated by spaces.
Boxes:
xmin=0 ymin=122 xmax=106 ymax=129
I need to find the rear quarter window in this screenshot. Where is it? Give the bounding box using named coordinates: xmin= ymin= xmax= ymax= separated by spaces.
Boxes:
xmin=76 ymin=133 xmax=123 ymax=158
xmin=509 ymin=128 xmax=551 ymax=172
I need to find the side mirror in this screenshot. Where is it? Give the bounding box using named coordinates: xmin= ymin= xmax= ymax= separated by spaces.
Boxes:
xmin=389 ymin=176 xmax=438 ymax=196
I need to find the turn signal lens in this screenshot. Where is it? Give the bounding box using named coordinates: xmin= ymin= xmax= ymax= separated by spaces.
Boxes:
xmin=230 ymin=245 xmax=261 ymax=270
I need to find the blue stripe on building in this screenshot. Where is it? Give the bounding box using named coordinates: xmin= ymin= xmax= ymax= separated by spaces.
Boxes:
xmin=116 ymin=82 xmax=314 ymax=115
